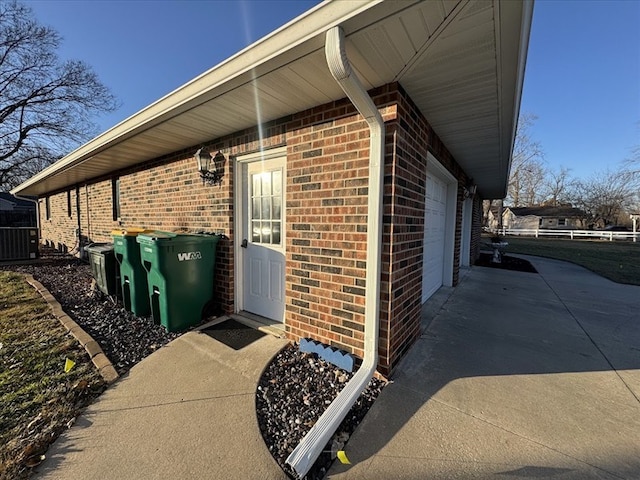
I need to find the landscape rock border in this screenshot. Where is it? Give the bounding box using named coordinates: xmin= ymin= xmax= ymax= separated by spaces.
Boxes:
xmin=22 ymin=273 xmax=119 ymax=384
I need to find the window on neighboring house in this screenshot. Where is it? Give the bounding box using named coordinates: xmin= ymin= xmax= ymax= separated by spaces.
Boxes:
xmin=558 ymin=218 xmax=566 ymax=226
xmin=538 ymin=218 xmax=543 ymax=226
xmin=67 ymin=190 xmax=72 ymax=217
xmin=112 ymin=178 xmax=121 ymax=221
xmin=45 ymin=197 xmax=51 ymax=220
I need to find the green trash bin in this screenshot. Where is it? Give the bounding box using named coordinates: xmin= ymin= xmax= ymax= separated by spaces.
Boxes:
xmin=112 ymin=228 xmax=153 ymax=316
xmin=85 ymin=243 xmax=119 ymax=296
xmin=136 ymin=232 xmax=221 ymax=332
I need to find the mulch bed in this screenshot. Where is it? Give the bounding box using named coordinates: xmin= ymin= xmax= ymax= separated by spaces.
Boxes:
xmin=475 ymin=252 xmax=538 ymax=273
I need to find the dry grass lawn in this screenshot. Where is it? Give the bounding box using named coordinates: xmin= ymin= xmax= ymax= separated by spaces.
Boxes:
xmin=0 ymin=271 xmax=104 ymax=480
xmin=493 ymin=236 xmax=640 ymax=285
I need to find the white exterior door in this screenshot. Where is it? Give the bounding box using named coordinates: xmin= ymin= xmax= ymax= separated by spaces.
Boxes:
xmin=422 ymin=172 xmax=447 ymax=302
xmin=240 ymin=156 xmax=286 ymax=322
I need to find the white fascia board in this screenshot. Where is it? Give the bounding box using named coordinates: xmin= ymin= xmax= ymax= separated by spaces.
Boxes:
xmin=11 ymin=0 xmax=382 ymax=196
xmin=495 ymin=0 xmax=534 ymax=198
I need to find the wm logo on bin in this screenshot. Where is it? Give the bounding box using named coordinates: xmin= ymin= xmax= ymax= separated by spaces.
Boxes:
xmin=177 ymin=251 xmax=202 ymax=261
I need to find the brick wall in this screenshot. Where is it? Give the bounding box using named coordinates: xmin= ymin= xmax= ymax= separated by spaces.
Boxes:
xmin=39 ymin=122 xmax=287 ymax=315
xmin=379 ymin=85 xmax=470 ymax=374
xmin=39 ymin=81 xmax=474 ymax=376
xmin=284 ymin=83 xmax=470 ymax=375
xmin=39 ymin=189 xmax=78 ymax=252
xmin=284 ymin=92 xmax=388 ymax=362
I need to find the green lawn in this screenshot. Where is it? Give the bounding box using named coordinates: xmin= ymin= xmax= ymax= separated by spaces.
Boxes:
xmin=494 ymin=236 xmax=640 ymax=285
xmin=0 ymin=271 xmax=104 ymax=480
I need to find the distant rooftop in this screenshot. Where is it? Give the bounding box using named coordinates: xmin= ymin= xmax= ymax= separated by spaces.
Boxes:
xmin=507 ymin=206 xmax=585 ymax=217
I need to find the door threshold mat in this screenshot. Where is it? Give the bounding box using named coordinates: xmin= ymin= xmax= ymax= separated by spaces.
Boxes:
xmin=201 ymin=319 xmax=266 ymax=350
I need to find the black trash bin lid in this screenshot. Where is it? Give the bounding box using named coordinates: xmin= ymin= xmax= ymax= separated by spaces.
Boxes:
xmin=85 ymin=243 xmax=114 ymax=254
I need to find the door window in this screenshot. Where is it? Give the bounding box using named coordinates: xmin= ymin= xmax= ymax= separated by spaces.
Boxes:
xmin=251 ymin=169 xmax=282 ymax=245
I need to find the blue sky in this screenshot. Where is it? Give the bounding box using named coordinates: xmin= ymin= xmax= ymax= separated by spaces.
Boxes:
xmin=26 ymin=0 xmax=639 ymax=180
xmin=521 ymin=0 xmax=639 ymax=178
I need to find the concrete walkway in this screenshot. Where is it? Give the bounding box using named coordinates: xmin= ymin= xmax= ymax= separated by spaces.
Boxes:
xmin=328 ymin=255 xmax=640 ymax=479
xmin=34 ymin=322 xmax=289 ymax=480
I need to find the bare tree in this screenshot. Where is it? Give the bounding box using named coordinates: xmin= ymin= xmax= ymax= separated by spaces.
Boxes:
xmin=542 ymin=166 xmax=574 ymax=207
xmin=517 ymin=160 xmax=547 ymax=206
xmin=622 ymin=145 xmax=640 ymax=175
xmin=506 ymin=113 xmax=546 ymax=207
xmin=0 ymin=1 xmax=117 ymax=190
xmin=617 ymin=144 xmax=640 ymax=214
xmin=482 ymin=199 xmax=492 ymax=227
xmin=482 ymin=198 xmax=502 ymax=231
xmin=569 ymin=168 xmax=640 ymax=227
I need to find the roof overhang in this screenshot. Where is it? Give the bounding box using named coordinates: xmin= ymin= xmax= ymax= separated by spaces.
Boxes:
xmin=11 ymin=0 xmax=533 ymax=199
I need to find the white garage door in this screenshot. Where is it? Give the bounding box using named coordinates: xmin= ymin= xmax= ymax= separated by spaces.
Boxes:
xmin=422 ymin=172 xmax=447 ymax=302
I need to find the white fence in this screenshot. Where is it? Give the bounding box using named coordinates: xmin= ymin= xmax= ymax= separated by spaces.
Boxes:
xmin=497 ymin=228 xmax=639 ymax=242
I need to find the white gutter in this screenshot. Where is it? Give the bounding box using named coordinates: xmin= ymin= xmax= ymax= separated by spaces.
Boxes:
xmin=285 ymin=26 xmax=385 ymax=478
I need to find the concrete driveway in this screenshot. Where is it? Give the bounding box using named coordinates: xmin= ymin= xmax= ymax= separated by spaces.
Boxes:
xmin=328 ymin=255 xmax=640 ymax=479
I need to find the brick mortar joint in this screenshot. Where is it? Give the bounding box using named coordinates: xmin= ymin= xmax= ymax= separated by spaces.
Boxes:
xmin=22 ymin=273 xmax=119 ymax=384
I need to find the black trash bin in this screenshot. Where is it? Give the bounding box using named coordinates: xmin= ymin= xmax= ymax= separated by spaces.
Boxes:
xmin=85 ymin=243 xmax=119 ymax=296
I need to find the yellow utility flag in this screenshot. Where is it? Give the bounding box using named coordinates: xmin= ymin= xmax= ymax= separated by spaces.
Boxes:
xmin=337 ymin=450 xmax=351 ymax=465
xmin=64 ymin=358 xmax=76 ymax=373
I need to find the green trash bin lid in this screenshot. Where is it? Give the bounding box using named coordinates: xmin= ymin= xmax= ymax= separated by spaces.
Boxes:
xmin=136 ymin=231 xmax=179 ymax=245
xmin=136 ymin=231 xmax=220 ymax=245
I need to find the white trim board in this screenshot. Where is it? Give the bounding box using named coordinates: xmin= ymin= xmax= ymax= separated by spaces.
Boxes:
xmin=425 ymin=152 xmax=458 ymax=294
xmin=233 ymin=146 xmax=287 ymax=317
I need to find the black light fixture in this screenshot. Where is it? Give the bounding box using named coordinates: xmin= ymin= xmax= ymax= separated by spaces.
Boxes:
xmin=463 ymin=182 xmax=477 ymax=199
xmin=195 ymin=148 xmax=226 ymax=186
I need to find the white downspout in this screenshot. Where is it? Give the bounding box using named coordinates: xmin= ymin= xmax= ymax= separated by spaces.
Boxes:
xmin=285 ymin=26 xmax=385 ymax=478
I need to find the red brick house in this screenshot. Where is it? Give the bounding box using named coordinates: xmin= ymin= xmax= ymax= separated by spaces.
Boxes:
xmin=11 ymin=0 xmax=533 ymax=377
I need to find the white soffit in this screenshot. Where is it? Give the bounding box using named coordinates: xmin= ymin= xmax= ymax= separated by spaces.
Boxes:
xmin=11 ymin=0 xmax=532 ymax=199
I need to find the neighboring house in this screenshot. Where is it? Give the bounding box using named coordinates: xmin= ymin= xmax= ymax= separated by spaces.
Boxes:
xmin=0 ymin=192 xmax=37 ymax=227
xmin=503 ymin=206 xmax=586 ymax=230
xmin=10 ymin=1 xmax=532 ymax=376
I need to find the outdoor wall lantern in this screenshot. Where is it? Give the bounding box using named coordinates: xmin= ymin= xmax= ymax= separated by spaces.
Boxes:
xmin=463 ymin=183 xmax=477 ymax=199
xmin=195 ymin=148 xmax=226 ymax=186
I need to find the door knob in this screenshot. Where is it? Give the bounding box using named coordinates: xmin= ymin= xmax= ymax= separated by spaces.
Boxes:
xmin=241 ymin=239 xmax=248 ymax=248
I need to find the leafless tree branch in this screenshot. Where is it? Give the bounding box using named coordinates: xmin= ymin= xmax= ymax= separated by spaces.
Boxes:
xmin=0 ymin=1 xmax=118 ymax=190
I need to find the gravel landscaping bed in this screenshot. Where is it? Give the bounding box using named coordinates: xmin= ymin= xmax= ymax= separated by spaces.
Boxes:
xmin=257 ymin=344 xmax=386 ymax=479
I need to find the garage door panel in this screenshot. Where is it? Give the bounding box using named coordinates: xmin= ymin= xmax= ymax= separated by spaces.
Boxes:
xmin=423 ymin=172 xmax=447 ymax=302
